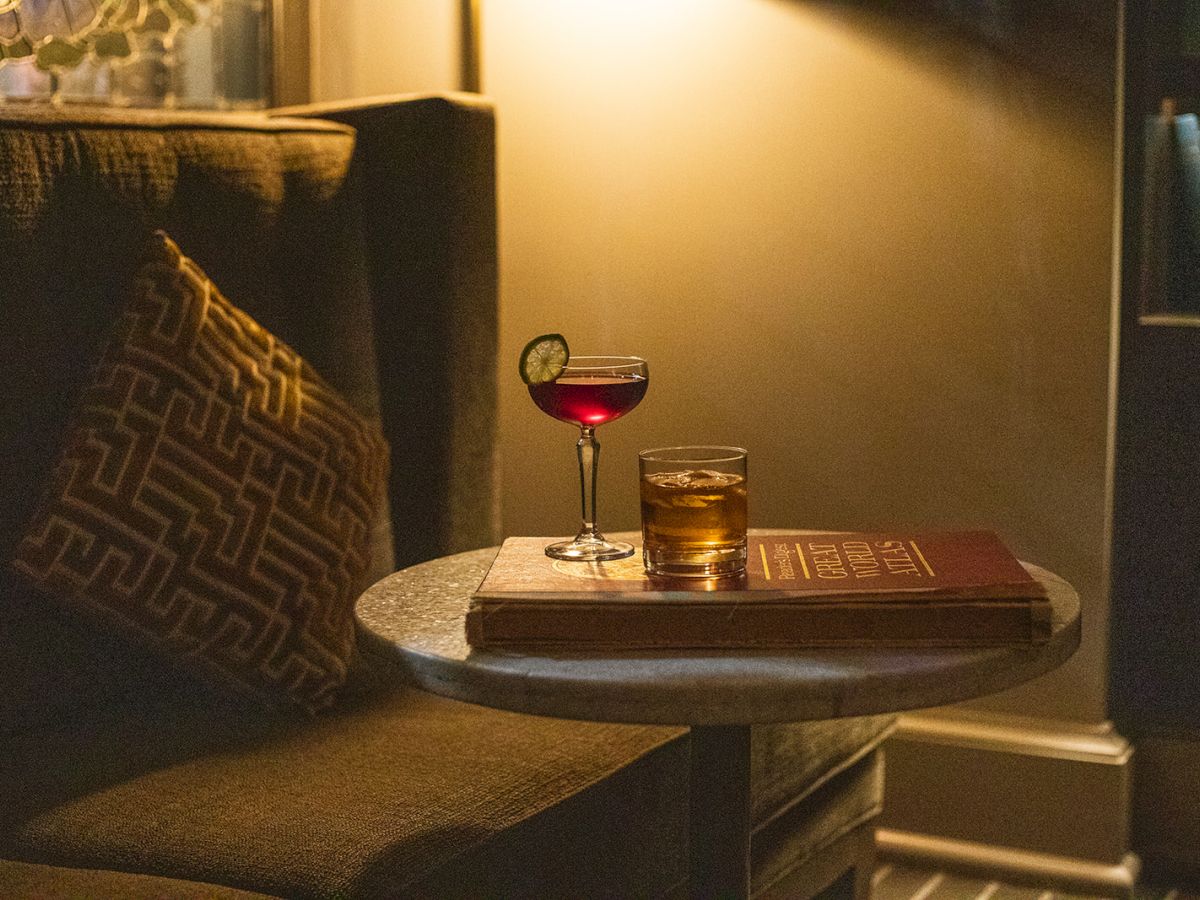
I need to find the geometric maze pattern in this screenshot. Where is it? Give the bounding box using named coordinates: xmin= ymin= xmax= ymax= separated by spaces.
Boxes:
xmin=12 ymin=232 xmax=390 ymax=712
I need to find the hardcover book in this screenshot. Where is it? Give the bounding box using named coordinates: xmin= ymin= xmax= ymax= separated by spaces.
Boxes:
xmin=466 ymin=531 xmax=1051 ymax=650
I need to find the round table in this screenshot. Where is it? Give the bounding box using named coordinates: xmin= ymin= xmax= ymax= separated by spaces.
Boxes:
xmin=356 ymin=535 xmax=1081 ymax=899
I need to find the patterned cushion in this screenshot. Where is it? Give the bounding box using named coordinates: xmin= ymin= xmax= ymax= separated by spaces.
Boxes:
xmin=10 ymin=232 xmax=389 ymax=712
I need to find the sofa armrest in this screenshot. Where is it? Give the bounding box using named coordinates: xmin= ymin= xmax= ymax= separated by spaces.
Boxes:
xmin=273 ymin=93 xmax=499 ymax=568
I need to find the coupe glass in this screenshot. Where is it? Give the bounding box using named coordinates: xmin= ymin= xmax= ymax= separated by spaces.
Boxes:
xmin=528 ymin=355 xmax=649 ymax=560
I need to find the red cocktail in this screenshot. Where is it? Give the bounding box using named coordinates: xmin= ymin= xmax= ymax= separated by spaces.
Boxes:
xmin=528 ymin=374 xmax=648 ymax=426
xmin=525 ymin=354 xmax=649 ymax=561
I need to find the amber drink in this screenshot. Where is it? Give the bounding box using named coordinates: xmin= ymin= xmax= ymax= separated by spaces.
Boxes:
xmin=639 ymin=447 xmax=748 ymax=578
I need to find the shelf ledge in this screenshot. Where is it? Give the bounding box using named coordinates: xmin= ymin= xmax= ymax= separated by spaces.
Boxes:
xmin=1138 ymin=312 xmax=1200 ymax=328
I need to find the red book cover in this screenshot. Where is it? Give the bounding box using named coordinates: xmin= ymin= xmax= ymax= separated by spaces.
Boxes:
xmin=465 ymin=531 xmax=1050 ymax=650
xmin=473 ymin=531 xmax=1045 ymax=603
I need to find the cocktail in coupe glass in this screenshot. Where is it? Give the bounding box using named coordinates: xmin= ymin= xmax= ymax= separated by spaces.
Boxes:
xmin=528 ymin=355 xmax=649 ymax=561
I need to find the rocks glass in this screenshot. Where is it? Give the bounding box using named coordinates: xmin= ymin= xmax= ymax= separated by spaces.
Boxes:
xmin=638 ymin=446 xmax=748 ymax=578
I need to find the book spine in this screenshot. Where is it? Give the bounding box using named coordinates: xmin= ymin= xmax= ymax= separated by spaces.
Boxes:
xmin=465 ymin=601 xmax=1049 ymax=650
xmin=465 ymin=608 xmax=485 ymax=647
xmin=1141 ymin=110 xmax=1176 ymax=314
xmin=1173 ymin=114 xmax=1200 ymax=313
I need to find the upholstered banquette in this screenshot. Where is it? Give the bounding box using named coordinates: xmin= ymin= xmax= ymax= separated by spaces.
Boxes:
xmin=0 ymin=94 xmax=892 ymax=899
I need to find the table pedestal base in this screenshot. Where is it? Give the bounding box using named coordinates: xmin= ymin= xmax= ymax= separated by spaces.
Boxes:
xmin=689 ymin=725 xmax=752 ymax=900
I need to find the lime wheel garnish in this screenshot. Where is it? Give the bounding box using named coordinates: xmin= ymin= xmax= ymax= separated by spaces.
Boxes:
xmin=518 ymin=333 xmax=570 ymax=385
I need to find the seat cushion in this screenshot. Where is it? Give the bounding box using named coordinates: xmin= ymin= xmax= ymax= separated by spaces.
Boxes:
xmin=10 ymin=232 xmax=390 ymax=712
xmin=0 ymin=573 xmax=890 ymax=900
xmin=0 ymin=859 xmax=278 ymax=900
xmin=0 ymin=606 xmax=690 ymax=899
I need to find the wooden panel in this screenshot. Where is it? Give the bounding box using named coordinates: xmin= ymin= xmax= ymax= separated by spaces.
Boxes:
xmin=880 ymin=712 xmax=1131 ymax=863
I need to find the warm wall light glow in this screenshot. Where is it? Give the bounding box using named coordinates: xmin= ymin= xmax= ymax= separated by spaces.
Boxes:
xmin=533 ymin=0 xmax=724 ymax=55
xmin=488 ymin=0 xmax=1116 ymax=726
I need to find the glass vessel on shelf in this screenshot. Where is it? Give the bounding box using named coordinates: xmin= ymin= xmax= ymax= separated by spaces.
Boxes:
xmin=0 ymin=0 xmax=268 ymax=107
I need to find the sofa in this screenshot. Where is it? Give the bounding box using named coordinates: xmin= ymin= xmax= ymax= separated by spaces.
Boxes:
xmin=0 ymin=93 xmax=893 ymax=899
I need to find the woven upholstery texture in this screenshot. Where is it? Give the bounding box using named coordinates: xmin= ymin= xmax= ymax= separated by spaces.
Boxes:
xmin=0 ymin=859 xmax=278 ymax=900
xmin=277 ymin=95 xmax=501 ymax=568
xmin=0 ymin=107 xmax=393 ymax=590
xmin=0 ymin=600 xmax=886 ymax=900
xmin=11 ymin=233 xmax=389 ymax=712
xmin=0 ymin=627 xmax=689 ymax=900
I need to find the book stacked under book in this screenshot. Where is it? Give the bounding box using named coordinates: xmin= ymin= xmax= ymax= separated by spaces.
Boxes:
xmin=465 ymin=531 xmax=1051 ymax=651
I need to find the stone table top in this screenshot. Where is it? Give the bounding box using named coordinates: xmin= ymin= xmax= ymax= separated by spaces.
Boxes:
xmin=355 ymin=533 xmax=1081 ymax=726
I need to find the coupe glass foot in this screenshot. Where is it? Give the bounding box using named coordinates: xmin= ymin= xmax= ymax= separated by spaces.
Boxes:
xmin=544 ymin=537 xmax=635 ymax=561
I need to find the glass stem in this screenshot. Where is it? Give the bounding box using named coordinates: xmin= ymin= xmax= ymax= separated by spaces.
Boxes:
xmin=576 ymin=425 xmax=601 ymax=542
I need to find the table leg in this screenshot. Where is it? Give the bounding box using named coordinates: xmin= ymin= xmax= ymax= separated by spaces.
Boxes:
xmin=688 ymin=724 xmax=752 ymax=900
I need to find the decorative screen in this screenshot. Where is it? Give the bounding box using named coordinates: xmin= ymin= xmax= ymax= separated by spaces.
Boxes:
xmin=0 ymin=0 xmax=269 ymax=107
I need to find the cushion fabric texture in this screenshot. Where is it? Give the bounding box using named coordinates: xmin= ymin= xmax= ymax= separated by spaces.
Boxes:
xmin=0 ymin=611 xmax=688 ymax=899
xmin=11 ymin=232 xmax=389 ymax=712
xmin=276 ymin=95 xmax=501 ymax=568
xmin=0 ymin=859 xmax=278 ymax=900
xmin=0 ymin=107 xmax=394 ymax=593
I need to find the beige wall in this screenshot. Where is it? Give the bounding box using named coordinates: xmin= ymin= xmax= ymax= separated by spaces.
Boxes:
xmin=310 ymin=0 xmax=459 ymax=100
xmin=314 ymin=0 xmax=1118 ymax=724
